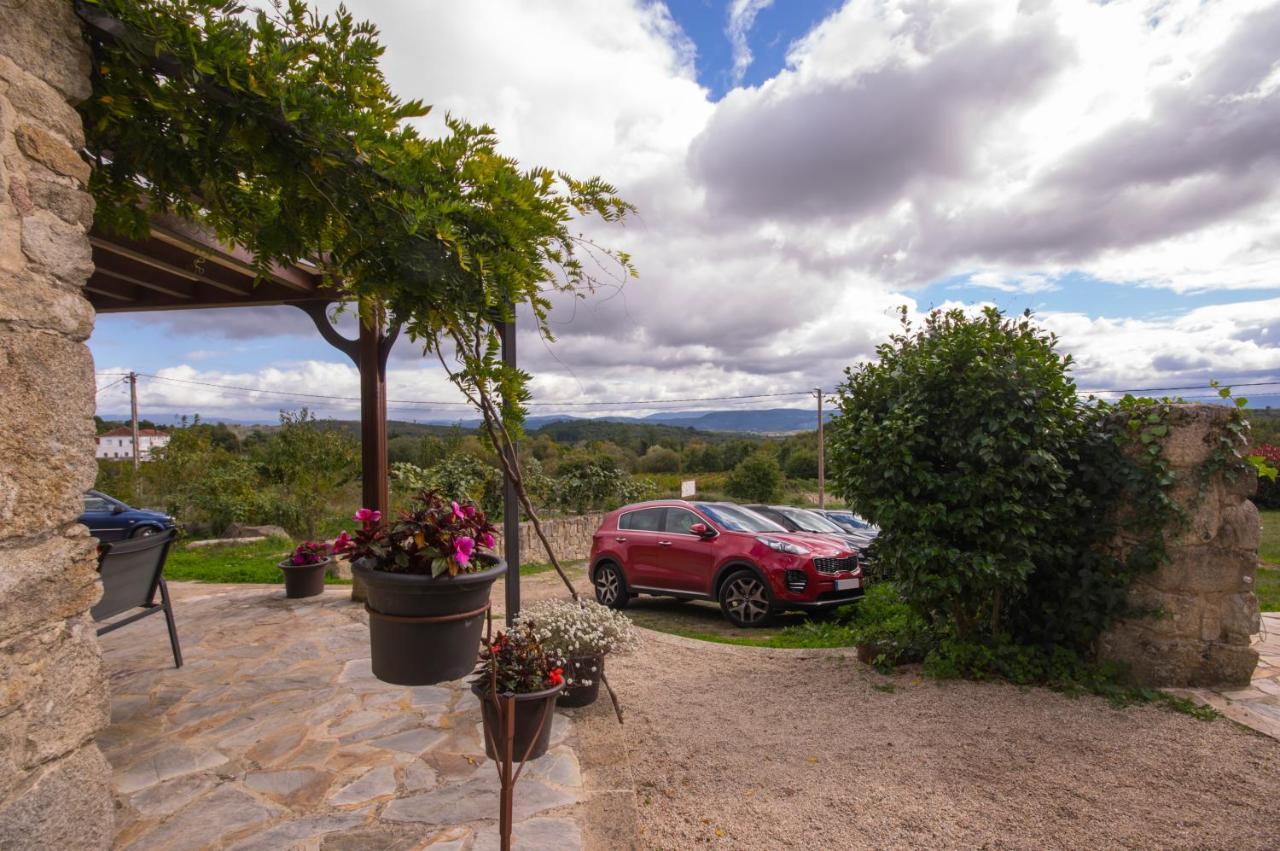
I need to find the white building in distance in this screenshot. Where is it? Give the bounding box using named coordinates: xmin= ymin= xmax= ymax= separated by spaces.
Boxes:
xmin=95 ymin=426 xmax=170 ymax=461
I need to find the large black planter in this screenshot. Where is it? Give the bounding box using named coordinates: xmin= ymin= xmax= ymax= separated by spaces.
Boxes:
xmin=278 ymin=558 xmax=329 ymax=599
xmin=472 ymin=681 xmax=563 ymax=761
xmin=353 ymin=554 xmax=507 ymax=686
xmin=557 ymin=654 xmax=604 ymax=708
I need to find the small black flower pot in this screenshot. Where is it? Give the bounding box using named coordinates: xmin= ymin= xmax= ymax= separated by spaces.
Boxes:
xmin=353 ymin=555 xmax=506 ymax=686
xmin=472 ymin=681 xmax=564 ymax=762
xmin=557 ymin=654 xmax=604 ymax=708
xmin=278 ymin=558 xmax=329 ymax=599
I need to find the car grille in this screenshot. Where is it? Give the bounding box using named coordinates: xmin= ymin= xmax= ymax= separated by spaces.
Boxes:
xmin=812 ymin=556 xmax=860 ymax=575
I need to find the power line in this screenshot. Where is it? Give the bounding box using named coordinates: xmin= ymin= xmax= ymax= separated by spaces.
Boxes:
xmin=95 ymin=376 xmax=129 ymax=395
xmin=1083 ymin=379 xmax=1280 ymax=395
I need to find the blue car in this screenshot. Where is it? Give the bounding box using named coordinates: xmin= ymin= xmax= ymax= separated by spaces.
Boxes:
xmin=80 ymin=490 xmax=176 ymax=542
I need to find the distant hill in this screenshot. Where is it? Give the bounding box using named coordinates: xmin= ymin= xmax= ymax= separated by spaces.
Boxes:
xmin=97 ymin=407 xmax=829 ymax=436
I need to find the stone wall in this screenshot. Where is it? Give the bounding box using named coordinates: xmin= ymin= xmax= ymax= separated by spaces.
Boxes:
xmin=490 ymin=512 xmax=605 ymax=565
xmin=1098 ymin=405 xmax=1261 ymax=687
xmin=0 ymin=1 xmax=113 ymax=847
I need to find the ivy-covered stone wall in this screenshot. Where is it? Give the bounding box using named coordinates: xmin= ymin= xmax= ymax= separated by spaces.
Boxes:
xmin=1098 ymin=405 xmax=1261 ymax=686
xmin=0 ymin=0 xmax=113 ymax=846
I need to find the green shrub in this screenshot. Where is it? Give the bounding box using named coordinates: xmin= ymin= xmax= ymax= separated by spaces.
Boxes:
xmin=635 ymin=445 xmax=681 ymax=473
xmin=847 ymin=583 xmax=935 ymax=670
xmin=830 ymin=307 xmax=1087 ymax=642
xmin=783 ymin=448 xmax=819 ymax=480
xmin=725 ymin=451 xmax=783 ymax=502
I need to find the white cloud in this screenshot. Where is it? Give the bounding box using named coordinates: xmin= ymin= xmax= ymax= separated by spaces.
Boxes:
xmin=93 ymin=0 xmax=1280 ymax=417
xmin=727 ymin=0 xmax=775 ymax=84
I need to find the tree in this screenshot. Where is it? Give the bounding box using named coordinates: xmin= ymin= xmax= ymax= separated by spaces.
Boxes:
xmin=635 ymin=445 xmax=680 ymax=473
xmin=783 ymin=448 xmax=819 ymax=480
xmin=828 ymin=307 xmax=1084 ymax=640
xmin=254 ymin=409 xmax=359 ymax=537
xmin=726 ymin=451 xmax=784 ymax=502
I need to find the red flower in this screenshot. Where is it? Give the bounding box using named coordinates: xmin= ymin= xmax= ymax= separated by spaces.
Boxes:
xmin=546 ymin=667 xmax=564 ymax=687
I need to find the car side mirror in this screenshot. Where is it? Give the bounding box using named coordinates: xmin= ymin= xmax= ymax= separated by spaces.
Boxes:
xmin=112 ymin=504 xmax=126 ymax=514
xmin=690 ymin=523 xmax=715 ymax=538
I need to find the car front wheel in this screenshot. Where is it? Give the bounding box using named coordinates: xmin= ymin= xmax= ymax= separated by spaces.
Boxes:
xmin=130 ymin=525 xmax=158 ymax=538
xmin=719 ymin=569 xmax=774 ymax=627
xmin=594 ymin=563 xmax=629 ymax=610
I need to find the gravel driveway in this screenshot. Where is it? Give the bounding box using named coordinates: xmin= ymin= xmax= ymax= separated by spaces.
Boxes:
xmin=610 ymin=630 xmax=1280 ymax=850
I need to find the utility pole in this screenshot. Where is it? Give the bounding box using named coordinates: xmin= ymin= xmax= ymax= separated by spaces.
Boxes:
xmin=815 ymin=388 xmax=825 ymax=510
xmin=129 ymin=371 xmax=141 ymax=471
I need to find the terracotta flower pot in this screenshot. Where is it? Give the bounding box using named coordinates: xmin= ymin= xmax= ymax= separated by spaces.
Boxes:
xmin=353 ymin=554 xmax=506 ymax=686
xmin=472 ymin=680 xmax=564 ymax=762
xmin=278 ymin=557 xmax=329 ymax=599
xmin=556 ymin=654 xmax=604 ymax=708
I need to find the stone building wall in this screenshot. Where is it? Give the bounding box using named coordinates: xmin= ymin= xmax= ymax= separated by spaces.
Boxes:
xmin=0 ymin=1 xmax=113 ymax=847
xmin=490 ymin=512 xmax=606 ymax=565
xmin=1098 ymin=405 xmax=1261 ymax=687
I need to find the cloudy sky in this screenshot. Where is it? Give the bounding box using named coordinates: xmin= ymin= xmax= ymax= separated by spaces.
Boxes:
xmin=92 ymin=0 xmax=1280 ymax=423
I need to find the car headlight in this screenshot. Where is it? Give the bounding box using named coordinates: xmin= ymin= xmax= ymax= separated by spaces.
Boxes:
xmin=755 ymin=536 xmax=809 ymax=556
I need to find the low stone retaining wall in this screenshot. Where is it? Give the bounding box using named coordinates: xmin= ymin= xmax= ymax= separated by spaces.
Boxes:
xmin=490 ymin=512 xmax=604 ymax=565
xmin=1098 ymin=405 xmax=1261 ymax=687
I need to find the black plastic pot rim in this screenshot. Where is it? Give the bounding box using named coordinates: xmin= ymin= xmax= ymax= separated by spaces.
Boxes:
xmin=278 ymin=558 xmax=330 ymax=571
xmin=352 ymin=555 xmax=507 ymax=588
xmin=470 ymin=680 xmax=564 ymax=703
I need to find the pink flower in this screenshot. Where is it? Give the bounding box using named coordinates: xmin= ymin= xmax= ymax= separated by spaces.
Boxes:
xmin=464 ymin=505 xmax=477 ymax=518
xmin=453 ymin=536 xmax=475 ymax=567
xmin=451 ymin=501 xmax=465 ymax=521
xmin=479 ymin=531 xmax=496 ymax=549
xmin=332 ymin=531 xmax=352 ymax=554
xmin=354 ymin=508 xmax=381 ymax=525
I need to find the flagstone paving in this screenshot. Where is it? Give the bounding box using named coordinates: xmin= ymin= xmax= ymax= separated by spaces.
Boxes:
xmin=1168 ymin=611 xmax=1280 ymax=741
xmin=97 ymin=584 xmax=586 ymax=850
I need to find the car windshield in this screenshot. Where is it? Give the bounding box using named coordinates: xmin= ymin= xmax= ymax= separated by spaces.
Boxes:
xmin=694 ymin=503 xmax=787 ymax=533
xmin=776 ymin=507 xmax=845 ymax=534
xmin=828 ymin=511 xmax=875 ymax=531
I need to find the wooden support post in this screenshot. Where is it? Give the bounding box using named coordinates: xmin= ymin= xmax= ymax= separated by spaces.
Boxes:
xmin=358 ymin=305 xmax=389 ymax=517
xmin=499 ymin=317 xmax=521 ymax=625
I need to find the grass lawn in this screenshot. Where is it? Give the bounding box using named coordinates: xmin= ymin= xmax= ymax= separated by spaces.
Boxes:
xmin=165 ymin=537 xmax=558 ymax=585
xmin=164 ymin=537 xmax=351 ymax=585
xmin=1259 ymin=508 xmax=1280 ymax=566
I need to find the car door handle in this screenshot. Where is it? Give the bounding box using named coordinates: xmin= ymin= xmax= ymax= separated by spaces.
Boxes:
xmin=658 ymin=540 xmax=673 ymax=546
xmin=614 ymin=536 xmax=628 ymax=543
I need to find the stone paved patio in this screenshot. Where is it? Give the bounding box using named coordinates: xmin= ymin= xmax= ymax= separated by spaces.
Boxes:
xmin=97 ymin=584 xmax=588 ymax=850
xmin=1168 ymin=612 xmax=1280 ymax=741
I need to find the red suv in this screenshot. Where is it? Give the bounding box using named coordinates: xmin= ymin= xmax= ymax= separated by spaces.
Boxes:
xmin=589 ymin=500 xmax=864 ymax=627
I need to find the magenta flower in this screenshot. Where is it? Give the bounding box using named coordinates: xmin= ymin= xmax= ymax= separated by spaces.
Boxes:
xmin=451 ymin=501 xmax=465 ymax=521
xmin=453 ymin=536 xmax=475 ymax=567
xmin=464 ymin=505 xmax=477 ymax=518
xmin=479 ymin=531 xmax=496 ymax=549
xmin=354 ymin=508 xmax=381 ymax=525
xmin=332 ymin=530 xmax=352 ymax=554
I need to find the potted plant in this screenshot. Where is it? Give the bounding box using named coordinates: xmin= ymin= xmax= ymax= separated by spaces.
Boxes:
xmin=471 ymin=628 xmax=564 ymax=761
xmin=278 ymin=538 xmax=343 ymax=599
xmin=346 ymin=491 xmax=504 ymax=685
xmin=514 ymin=598 xmax=638 ymax=708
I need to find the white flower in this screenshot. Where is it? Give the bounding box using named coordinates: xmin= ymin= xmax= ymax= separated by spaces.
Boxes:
xmin=513 ymin=598 xmax=639 ymax=659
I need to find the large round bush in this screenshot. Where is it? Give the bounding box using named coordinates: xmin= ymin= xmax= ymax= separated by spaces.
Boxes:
xmin=829 ymin=308 xmax=1086 ymax=640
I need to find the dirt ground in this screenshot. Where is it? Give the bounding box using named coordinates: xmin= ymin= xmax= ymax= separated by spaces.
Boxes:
xmin=609 ymin=631 xmax=1280 ymax=850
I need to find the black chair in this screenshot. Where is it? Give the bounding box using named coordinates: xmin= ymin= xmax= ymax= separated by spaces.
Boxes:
xmin=92 ymin=529 xmax=183 ymax=668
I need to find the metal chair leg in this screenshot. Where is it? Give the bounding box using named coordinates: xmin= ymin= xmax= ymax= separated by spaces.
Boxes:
xmin=157 ymin=576 xmax=183 ymax=668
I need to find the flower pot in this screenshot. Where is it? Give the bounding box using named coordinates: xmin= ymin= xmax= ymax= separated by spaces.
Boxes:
xmin=557 ymin=654 xmax=604 ymax=708
xmin=472 ymin=681 xmax=563 ymax=762
xmin=278 ymin=558 xmax=329 ymax=599
xmin=353 ymin=554 xmax=507 ymax=686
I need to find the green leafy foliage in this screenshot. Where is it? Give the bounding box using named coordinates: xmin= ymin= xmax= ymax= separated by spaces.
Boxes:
xmin=725 ymin=451 xmax=784 ymax=503
xmin=846 ymin=583 xmax=935 ymax=671
xmin=253 ymin=409 xmax=359 ymax=537
xmin=827 ymin=307 xmax=1229 ymax=651
xmin=830 ymin=307 xmax=1088 ymax=641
